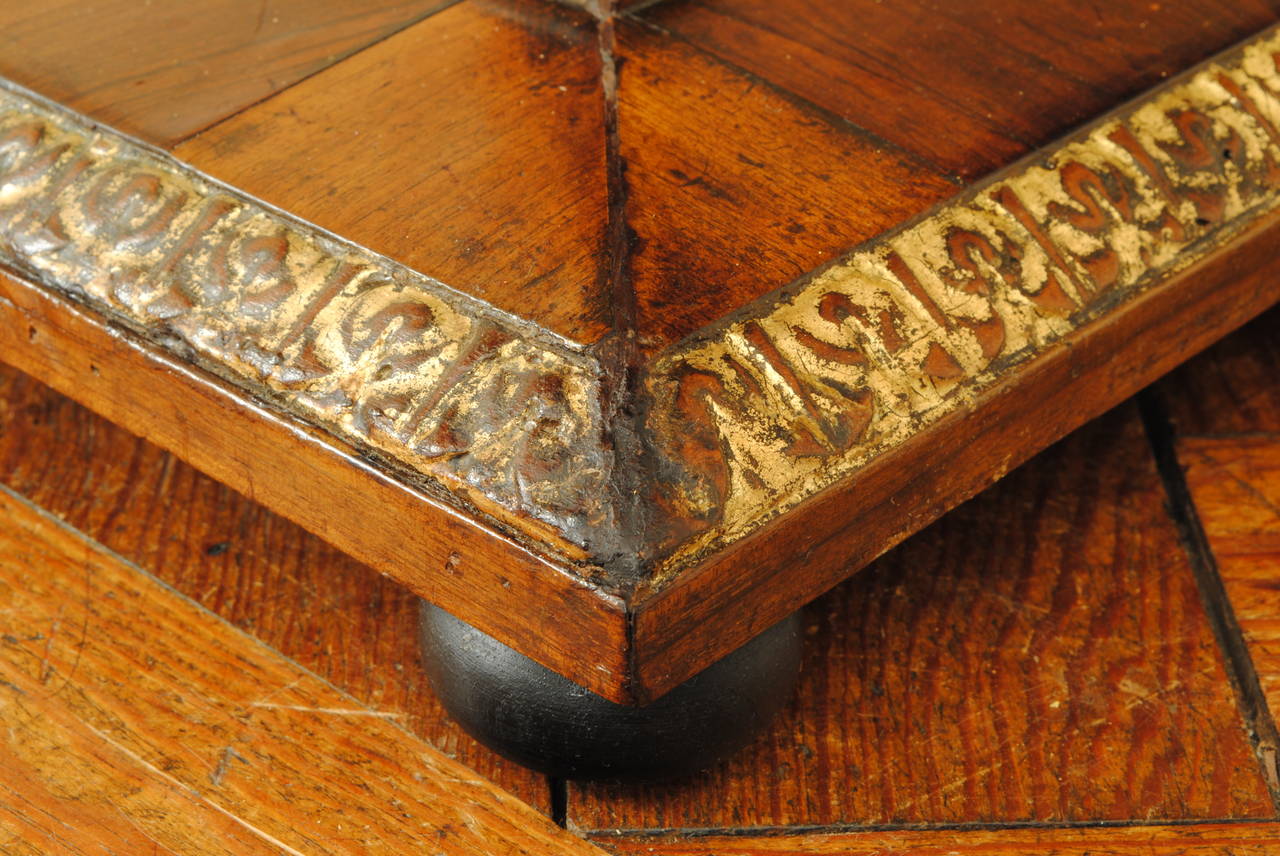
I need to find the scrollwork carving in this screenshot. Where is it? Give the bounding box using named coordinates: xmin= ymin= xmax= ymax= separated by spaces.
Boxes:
xmin=0 ymin=87 xmax=612 ymax=559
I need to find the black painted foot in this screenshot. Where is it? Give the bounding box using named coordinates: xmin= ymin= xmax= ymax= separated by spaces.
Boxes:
xmin=418 ymin=603 xmax=803 ymax=781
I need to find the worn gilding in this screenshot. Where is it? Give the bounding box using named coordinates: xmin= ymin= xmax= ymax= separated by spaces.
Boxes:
xmin=0 ymin=84 xmax=613 ymax=561
xmin=644 ymin=29 xmax=1280 ymax=577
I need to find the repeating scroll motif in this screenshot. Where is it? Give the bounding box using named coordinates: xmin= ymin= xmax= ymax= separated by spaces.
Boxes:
xmin=646 ymin=30 xmax=1280 ymax=572
xmin=0 ymin=86 xmax=612 ymax=558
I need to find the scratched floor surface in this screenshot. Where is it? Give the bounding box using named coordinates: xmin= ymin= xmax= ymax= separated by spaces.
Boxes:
xmin=0 ymin=483 xmax=604 ymax=856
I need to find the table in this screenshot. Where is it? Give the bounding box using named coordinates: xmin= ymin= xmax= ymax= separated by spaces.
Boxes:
xmin=2 ymin=233 xmax=1278 ymax=855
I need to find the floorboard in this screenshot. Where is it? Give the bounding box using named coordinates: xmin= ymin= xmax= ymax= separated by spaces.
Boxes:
xmin=0 ymin=363 xmax=554 ymax=813
xmin=0 ymin=484 xmax=601 ymax=855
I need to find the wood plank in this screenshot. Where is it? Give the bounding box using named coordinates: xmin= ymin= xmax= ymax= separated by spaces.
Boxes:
xmin=0 ymin=0 xmax=452 ymax=147
xmin=175 ymin=0 xmax=612 ymax=345
xmin=570 ymin=406 xmax=1274 ymax=829
xmin=1161 ymin=301 xmax=1280 ymax=748
xmin=616 ymin=21 xmax=957 ymax=352
xmin=639 ymin=0 xmax=1280 ymax=181
xmin=0 ymin=484 xmax=605 ymax=855
xmin=1181 ymin=435 xmax=1280 ymax=717
xmin=0 ymin=363 xmax=552 ymax=810
xmin=594 ymin=823 xmax=1280 ymax=855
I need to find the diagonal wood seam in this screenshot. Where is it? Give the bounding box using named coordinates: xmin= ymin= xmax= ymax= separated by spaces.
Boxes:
xmin=4 ymin=23 xmax=1280 ymax=697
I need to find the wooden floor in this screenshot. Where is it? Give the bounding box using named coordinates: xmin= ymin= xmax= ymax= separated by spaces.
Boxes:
xmin=2 ymin=295 xmax=1279 ymax=852
xmin=0 ymin=484 xmax=601 ymax=856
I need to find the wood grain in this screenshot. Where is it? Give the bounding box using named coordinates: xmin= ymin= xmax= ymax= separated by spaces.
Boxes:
xmin=594 ymin=823 xmax=1280 ymax=855
xmin=1159 ymin=305 xmax=1280 ymax=436
xmin=0 ymin=0 xmax=452 ymax=147
xmin=176 ymin=0 xmax=612 ymax=345
xmin=570 ymin=406 xmax=1274 ymax=829
xmin=639 ymin=0 xmax=1280 ymax=181
xmin=1182 ymin=436 xmax=1280 ymax=718
xmin=0 ymin=483 xmax=604 ymax=855
xmin=0 ymin=361 xmax=552 ymax=810
xmin=1161 ymin=301 xmax=1280 ymax=754
xmin=616 ymin=20 xmax=957 ymax=352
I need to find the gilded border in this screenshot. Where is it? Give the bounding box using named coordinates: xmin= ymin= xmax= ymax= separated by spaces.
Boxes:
xmin=644 ymin=27 xmax=1280 ymax=576
xmin=0 ymin=84 xmax=613 ymax=560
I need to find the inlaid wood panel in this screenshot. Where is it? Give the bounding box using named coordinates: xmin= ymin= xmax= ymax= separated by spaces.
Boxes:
xmin=0 ymin=485 xmax=606 ymax=855
xmin=176 ymin=0 xmax=612 ymax=344
xmin=596 ymin=823 xmax=1280 ymax=856
xmin=617 ymin=21 xmax=957 ymax=352
xmin=0 ymin=0 xmax=454 ymax=147
xmin=0 ymin=364 xmax=552 ymax=812
xmin=639 ymin=0 xmax=1280 ymax=181
xmin=570 ymin=406 xmax=1274 ymax=829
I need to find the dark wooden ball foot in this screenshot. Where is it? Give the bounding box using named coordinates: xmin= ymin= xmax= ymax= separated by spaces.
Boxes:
xmin=418 ymin=602 xmax=803 ymax=781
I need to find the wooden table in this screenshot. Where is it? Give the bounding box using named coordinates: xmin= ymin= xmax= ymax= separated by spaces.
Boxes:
xmin=2 ymin=0 xmax=1280 ymax=844
xmin=2 ymin=230 xmax=1278 ymax=854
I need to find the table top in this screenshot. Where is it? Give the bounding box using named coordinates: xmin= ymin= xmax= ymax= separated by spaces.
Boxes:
xmin=2 ymin=0 xmax=1280 ymax=701
xmin=2 ymin=247 xmax=1278 ymax=853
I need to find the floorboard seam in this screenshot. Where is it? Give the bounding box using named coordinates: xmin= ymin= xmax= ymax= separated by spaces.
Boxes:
xmin=582 ymin=815 xmax=1280 ymax=840
xmin=551 ymin=776 xmax=569 ymax=828
xmin=1139 ymin=386 xmax=1280 ymax=812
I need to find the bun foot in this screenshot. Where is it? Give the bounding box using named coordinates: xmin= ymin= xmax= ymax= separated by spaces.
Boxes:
xmin=418 ymin=602 xmax=803 ymax=781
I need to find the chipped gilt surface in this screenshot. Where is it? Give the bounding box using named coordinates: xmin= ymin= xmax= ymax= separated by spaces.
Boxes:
xmin=3 ymin=28 xmax=1280 ymax=582
xmin=0 ymin=83 xmax=612 ymax=560
xmin=643 ymin=28 xmax=1280 ymax=576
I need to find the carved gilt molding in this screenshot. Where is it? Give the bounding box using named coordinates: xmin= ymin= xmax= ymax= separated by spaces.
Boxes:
xmin=0 ymin=84 xmax=613 ymax=561
xmin=644 ymin=28 xmax=1280 ymax=577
